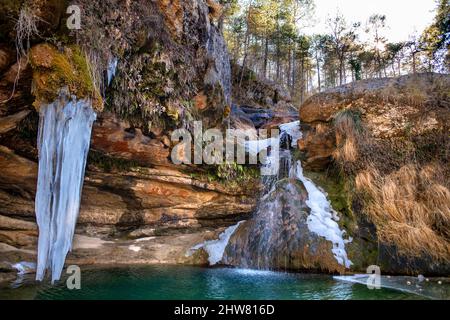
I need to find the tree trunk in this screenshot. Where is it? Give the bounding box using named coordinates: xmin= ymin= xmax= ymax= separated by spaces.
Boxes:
xmin=263 ymin=37 xmax=269 ymax=78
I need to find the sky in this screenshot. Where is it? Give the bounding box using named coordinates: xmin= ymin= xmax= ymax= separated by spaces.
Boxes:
xmin=303 ymin=0 xmax=437 ymax=43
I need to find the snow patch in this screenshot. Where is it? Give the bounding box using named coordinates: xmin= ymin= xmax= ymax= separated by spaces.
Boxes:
xmin=279 ymin=121 xmax=302 ymax=147
xmin=12 ymin=261 xmax=36 ymax=275
xmin=294 ymin=161 xmax=352 ymax=268
xmin=188 ymin=222 xmax=244 ymax=265
xmin=135 ymin=237 xmax=156 ymax=243
xmin=128 ymin=245 xmax=141 ymax=252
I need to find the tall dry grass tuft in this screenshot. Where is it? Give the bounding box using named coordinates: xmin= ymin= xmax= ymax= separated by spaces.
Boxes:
xmin=15 ymin=2 xmax=42 ymax=58
xmin=2 ymin=2 xmax=43 ymax=104
xmin=333 ymin=109 xmax=365 ymax=170
xmin=355 ymin=164 xmax=450 ymax=261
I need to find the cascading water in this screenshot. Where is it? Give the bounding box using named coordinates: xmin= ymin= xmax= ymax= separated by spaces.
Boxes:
xmin=35 ymin=90 xmax=96 ymax=282
xmin=192 ymin=120 xmax=352 ymax=271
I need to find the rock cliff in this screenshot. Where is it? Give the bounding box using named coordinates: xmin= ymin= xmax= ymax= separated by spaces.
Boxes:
xmin=299 ymin=74 xmax=450 ymax=275
xmin=0 ymin=0 xmax=258 ymax=277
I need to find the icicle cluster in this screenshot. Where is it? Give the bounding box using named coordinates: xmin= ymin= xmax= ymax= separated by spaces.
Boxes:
xmin=35 ymin=91 xmax=96 ymax=282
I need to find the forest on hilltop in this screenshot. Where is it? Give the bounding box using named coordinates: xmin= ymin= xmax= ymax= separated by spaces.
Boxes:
xmin=219 ymin=0 xmax=450 ymax=103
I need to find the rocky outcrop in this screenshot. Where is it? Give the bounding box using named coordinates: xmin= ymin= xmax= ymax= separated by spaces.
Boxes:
xmin=300 ymin=74 xmax=450 ymax=170
xmin=231 ymin=62 xmax=296 ymax=112
xmin=224 ymin=179 xmax=345 ymax=273
xmin=0 ymin=0 xmax=258 ymax=279
xmin=299 ymin=73 xmax=450 ymax=276
xmin=0 ymin=139 xmax=256 ymax=266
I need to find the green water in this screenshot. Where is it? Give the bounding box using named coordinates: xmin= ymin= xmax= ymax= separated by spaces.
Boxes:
xmin=0 ymin=266 xmax=426 ymax=300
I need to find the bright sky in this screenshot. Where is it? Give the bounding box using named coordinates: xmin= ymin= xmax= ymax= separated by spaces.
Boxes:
xmin=303 ymin=0 xmax=437 ymax=43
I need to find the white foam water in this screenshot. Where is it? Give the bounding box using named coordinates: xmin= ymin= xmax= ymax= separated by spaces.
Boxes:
xmin=35 ymin=91 xmax=96 ymax=282
xmin=279 ymin=121 xmax=302 ymax=147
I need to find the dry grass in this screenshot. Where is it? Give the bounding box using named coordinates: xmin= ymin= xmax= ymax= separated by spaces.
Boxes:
xmin=2 ymin=2 xmax=42 ymax=104
xmin=355 ymin=164 xmax=450 ymax=261
xmin=333 ymin=109 xmax=365 ymax=168
xmin=333 ymin=137 xmax=358 ymax=163
xmin=15 ymin=3 xmax=42 ymax=58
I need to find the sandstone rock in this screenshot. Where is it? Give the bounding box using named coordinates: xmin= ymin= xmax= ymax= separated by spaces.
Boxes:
xmin=0 ymin=145 xmax=256 ymax=251
xmin=299 ymin=73 xmax=450 ymax=170
xmin=298 ymin=73 xmax=450 ymax=275
xmin=91 ymin=113 xmax=171 ymax=167
xmin=0 ymin=215 xmax=37 ymax=231
xmin=0 ymin=46 xmax=14 ymax=73
xmin=157 ymin=0 xmax=184 ymax=38
xmin=232 ymin=62 xmax=293 ymax=110
xmin=0 ymin=110 xmax=30 ymax=134
xmin=225 ymin=179 xmax=344 ymax=273
xmin=0 ymin=230 xmax=37 ymax=247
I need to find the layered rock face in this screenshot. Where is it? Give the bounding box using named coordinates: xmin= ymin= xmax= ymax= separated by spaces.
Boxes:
xmin=299 ymin=74 xmax=450 ymax=275
xmin=0 ymin=0 xmax=257 ymax=277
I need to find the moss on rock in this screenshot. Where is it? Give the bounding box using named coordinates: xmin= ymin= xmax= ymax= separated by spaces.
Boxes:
xmin=29 ymin=43 xmax=103 ymax=111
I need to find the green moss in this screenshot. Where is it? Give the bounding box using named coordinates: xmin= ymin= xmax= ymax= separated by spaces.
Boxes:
xmin=304 ymin=170 xmax=354 ymax=225
xmin=186 ymin=162 xmax=260 ymax=192
xmin=29 ymin=43 xmax=103 ymax=111
xmin=304 ymin=168 xmax=379 ymax=271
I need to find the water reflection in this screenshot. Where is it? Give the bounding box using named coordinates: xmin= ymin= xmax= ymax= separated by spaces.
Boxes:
xmin=0 ymin=266 xmax=433 ymax=300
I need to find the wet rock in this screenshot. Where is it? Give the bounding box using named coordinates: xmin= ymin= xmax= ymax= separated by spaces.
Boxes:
xmin=224 ymin=179 xmax=344 ymax=274
xmin=0 ymin=110 xmax=30 ymax=134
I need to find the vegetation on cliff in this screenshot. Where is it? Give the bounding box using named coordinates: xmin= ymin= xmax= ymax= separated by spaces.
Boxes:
xmin=300 ymin=73 xmax=450 ymax=274
xmin=29 ymin=43 xmax=103 ymax=111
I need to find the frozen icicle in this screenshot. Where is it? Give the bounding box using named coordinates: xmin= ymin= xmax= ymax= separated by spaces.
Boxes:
xmin=106 ymin=58 xmax=118 ymax=86
xmin=35 ymin=90 xmax=96 ymax=282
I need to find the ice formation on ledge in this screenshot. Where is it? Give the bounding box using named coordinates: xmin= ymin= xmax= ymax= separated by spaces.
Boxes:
xmin=188 ymin=222 xmax=244 ymax=265
xmin=293 ymin=161 xmax=353 ymax=268
xmin=35 ymin=91 xmax=96 ymax=282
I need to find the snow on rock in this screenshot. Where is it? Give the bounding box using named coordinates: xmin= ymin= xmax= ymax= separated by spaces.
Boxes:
xmin=188 ymin=222 xmax=244 ymax=265
xmin=12 ymin=261 xmax=36 ymax=275
xmin=294 ymin=161 xmax=352 ymax=268
xmin=128 ymin=245 xmax=141 ymax=252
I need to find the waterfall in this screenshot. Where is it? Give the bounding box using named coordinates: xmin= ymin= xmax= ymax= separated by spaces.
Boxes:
xmin=35 ymin=90 xmax=96 ymax=282
xmin=106 ymin=58 xmax=118 ymax=86
xmin=222 ymin=120 xmax=352 ymax=271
